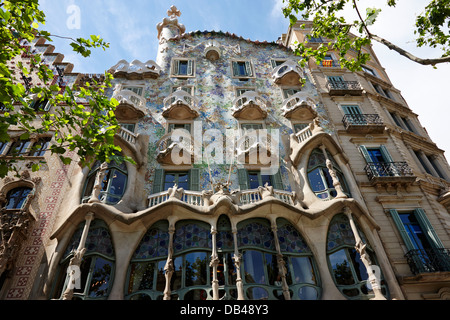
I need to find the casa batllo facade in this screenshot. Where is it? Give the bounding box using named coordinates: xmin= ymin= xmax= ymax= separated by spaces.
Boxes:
xmin=1 ymin=6 xmax=449 ymax=301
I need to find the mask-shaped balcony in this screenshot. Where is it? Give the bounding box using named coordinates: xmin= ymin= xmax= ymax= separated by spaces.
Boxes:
xmin=109 ymin=59 xmax=161 ymax=80
xmin=281 ymin=92 xmax=317 ymax=121
xmin=235 ymin=130 xmax=277 ymax=165
xmin=271 ymin=60 xmax=303 ymax=86
xmin=232 ymin=91 xmax=268 ymax=120
xmin=289 ymin=118 xmax=327 ymax=166
xmin=162 ymin=88 xmax=199 ymax=120
xmin=342 ymin=114 xmax=385 ymax=134
xmin=112 ymin=89 xmax=147 ymax=120
xmin=156 ymin=131 xmax=194 ymax=165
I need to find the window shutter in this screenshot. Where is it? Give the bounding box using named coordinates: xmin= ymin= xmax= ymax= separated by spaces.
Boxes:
xmin=245 ymin=61 xmax=253 ymax=77
xmin=380 ymin=145 xmax=394 ymax=163
xmin=272 ymin=169 xmax=284 ymax=190
xmin=187 ymin=59 xmax=193 ymax=76
xmin=389 ymin=209 xmax=416 ymax=252
xmin=359 ymin=146 xmax=372 ymax=163
xmin=342 ymin=105 xmax=361 ymax=115
xmin=172 ymin=60 xmax=179 ymax=75
xmin=152 ymin=169 xmax=164 ymax=194
xmin=232 ymin=61 xmax=239 ymax=77
xmin=237 ymin=168 xmax=249 ymax=190
xmin=43 ymin=100 xmax=51 ymax=111
xmin=414 ymin=208 xmax=444 ymax=248
xmin=189 ymin=168 xmax=200 ymax=191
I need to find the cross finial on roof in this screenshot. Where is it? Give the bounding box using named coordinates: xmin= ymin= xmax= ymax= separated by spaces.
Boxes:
xmin=167 ymin=5 xmax=181 ymax=18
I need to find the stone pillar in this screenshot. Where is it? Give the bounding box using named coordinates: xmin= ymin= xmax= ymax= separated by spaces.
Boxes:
xmin=163 ymin=223 xmax=175 ymax=300
xmin=62 ymin=212 xmax=94 ymax=300
xmin=88 ymin=162 xmax=108 ymax=203
xmin=210 ymin=225 xmax=220 ymax=300
xmin=319 ymin=145 xmax=347 ymax=199
xmin=269 ymin=216 xmax=291 ymax=300
xmin=232 ymin=225 xmax=245 ymax=300
xmin=343 ymin=207 xmax=386 ymax=300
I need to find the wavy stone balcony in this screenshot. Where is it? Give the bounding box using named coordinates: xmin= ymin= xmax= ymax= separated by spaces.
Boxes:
xmin=281 ymin=92 xmax=317 ymax=121
xmin=271 ymin=60 xmax=303 ymax=86
xmin=326 ymin=80 xmax=363 ymax=96
xmin=148 ymin=185 xmax=296 ymax=209
xmin=231 ymin=91 xmax=268 ymax=120
xmin=156 ymin=132 xmax=194 ymax=165
xmin=109 ymin=59 xmax=161 ymax=80
xmin=342 ymin=114 xmax=385 ymax=134
xmin=162 ymin=88 xmax=199 ymax=120
xmin=112 ymin=89 xmax=147 ymax=120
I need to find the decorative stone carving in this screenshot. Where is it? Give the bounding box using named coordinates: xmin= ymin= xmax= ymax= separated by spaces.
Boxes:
xmin=156 ymin=5 xmax=186 ymax=41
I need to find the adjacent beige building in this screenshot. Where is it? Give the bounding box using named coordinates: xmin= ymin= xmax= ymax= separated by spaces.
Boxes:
xmin=1 ymin=7 xmax=449 ymax=300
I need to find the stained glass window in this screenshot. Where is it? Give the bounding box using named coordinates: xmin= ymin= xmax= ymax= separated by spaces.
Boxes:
xmin=54 ymin=219 xmax=115 ymax=300
xmin=237 ymin=220 xmax=275 ymax=251
xmin=133 ymin=221 xmax=169 ymax=259
xmin=173 ymin=221 xmax=211 ymax=253
xmin=326 ymin=213 xmax=387 ymax=299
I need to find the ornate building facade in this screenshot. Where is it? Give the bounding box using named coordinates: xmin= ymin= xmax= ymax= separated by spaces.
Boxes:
xmin=1 ymin=6 xmax=449 ymax=300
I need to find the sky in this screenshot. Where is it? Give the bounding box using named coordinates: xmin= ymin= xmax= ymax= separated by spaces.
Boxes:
xmin=37 ymin=0 xmax=450 ymax=157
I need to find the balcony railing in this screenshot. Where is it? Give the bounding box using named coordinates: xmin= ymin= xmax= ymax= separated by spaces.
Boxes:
xmin=364 ymin=162 xmax=414 ymax=180
xmin=162 ymin=88 xmax=198 ymax=119
xmin=326 ymin=80 xmax=363 ymax=95
xmin=405 ymin=248 xmax=450 ymax=275
xmin=148 ymin=188 xmax=295 ymax=208
xmin=342 ymin=114 xmax=385 ymax=134
xmin=232 ymin=91 xmax=268 ymax=120
xmin=271 ymin=60 xmax=303 ymax=85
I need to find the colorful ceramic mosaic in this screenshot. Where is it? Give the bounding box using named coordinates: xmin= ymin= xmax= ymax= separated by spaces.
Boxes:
xmin=109 ymin=31 xmax=332 ymax=195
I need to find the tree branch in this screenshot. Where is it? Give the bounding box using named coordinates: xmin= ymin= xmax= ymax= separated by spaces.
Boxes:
xmin=370 ymin=33 xmax=450 ymax=66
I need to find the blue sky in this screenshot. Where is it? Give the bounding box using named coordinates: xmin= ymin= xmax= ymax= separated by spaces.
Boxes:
xmin=37 ymin=0 xmax=450 ymax=156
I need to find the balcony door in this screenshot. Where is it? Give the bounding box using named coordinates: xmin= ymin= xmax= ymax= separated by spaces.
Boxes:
xmin=342 ymin=105 xmax=366 ymax=125
xmin=359 ymin=145 xmax=396 ymax=177
xmin=389 ymin=209 xmax=449 ymax=274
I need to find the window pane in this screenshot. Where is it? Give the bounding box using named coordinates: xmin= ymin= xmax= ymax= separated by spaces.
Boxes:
xmin=243 ymin=250 xmax=266 ymax=284
xmin=88 ymin=257 xmax=113 ymax=297
xmin=6 ymin=187 xmax=32 ymax=209
xmin=156 ymin=260 xmax=166 ymax=292
xmin=265 ymin=253 xmax=278 ymax=285
xmin=248 ymin=172 xmax=259 ymax=189
xmin=109 ymin=170 xmax=127 ymax=196
xmin=246 ymin=287 xmax=269 ymax=300
xmin=261 ymin=175 xmax=272 ymax=187
xmin=177 ymin=173 xmax=189 ymax=190
xmin=178 ymin=61 xmax=188 ymax=75
xmin=237 ymin=62 xmax=246 ymax=76
xmin=185 ymin=252 xmax=208 ymax=286
xmin=348 ymin=249 xmax=367 ymax=282
xmin=164 ymin=173 xmax=175 ymax=190
xmin=291 ymin=257 xmax=316 ymax=285
xmin=184 ymin=289 xmax=207 ymax=300
xmin=298 ymin=286 xmax=319 ymax=300
xmin=171 ymin=256 xmax=183 ymax=290
xmin=128 ymin=262 xmax=155 ymax=293
xmin=328 ymin=249 xmax=355 ymax=285
xmin=308 ymin=168 xmax=326 ymax=192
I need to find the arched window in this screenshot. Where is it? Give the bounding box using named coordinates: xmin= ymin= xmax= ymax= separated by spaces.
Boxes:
xmin=326 ymin=214 xmax=388 ymax=299
xmin=276 ymin=218 xmax=321 ymax=300
xmin=237 ymin=219 xmax=278 ymax=300
xmin=126 ymin=220 xmax=170 ymax=300
xmin=215 ymin=215 xmax=237 ymax=300
xmin=307 ymin=148 xmax=350 ymax=200
xmin=81 ymin=158 xmax=128 ymax=205
xmin=4 ymin=187 xmax=32 ymax=209
xmin=52 ymin=219 xmax=115 ymax=300
xmin=171 ymin=220 xmax=212 ymax=300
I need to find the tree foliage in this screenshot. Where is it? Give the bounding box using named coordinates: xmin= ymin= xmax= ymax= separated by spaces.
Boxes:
xmin=0 ymin=0 xmax=131 ymax=178
xmin=282 ymin=0 xmax=450 ymax=70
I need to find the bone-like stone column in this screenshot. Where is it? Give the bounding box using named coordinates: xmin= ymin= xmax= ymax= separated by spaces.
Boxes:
xmin=62 ymin=212 xmax=94 ymax=300
xmin=343 ymin=207 xmax=386 ymax=300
